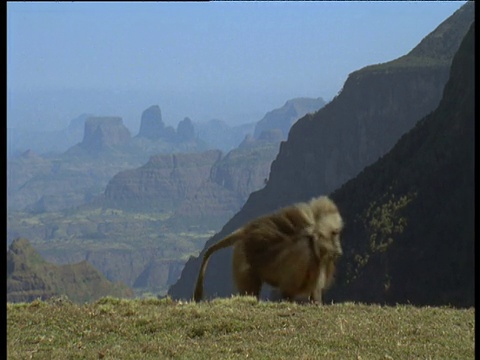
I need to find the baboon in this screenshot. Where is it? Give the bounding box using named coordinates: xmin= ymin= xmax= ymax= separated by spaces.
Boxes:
xmin=193 ymin=196 xmax=343 ymax=304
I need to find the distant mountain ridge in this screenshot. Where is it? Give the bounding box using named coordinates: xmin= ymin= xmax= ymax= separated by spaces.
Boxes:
xmin=7 ymin=94 xmax=326 ymax=213
xmin=168 ymin=2 xmax=474 ymax=302
xmin=253 ymin=97 xmax=326 ymax=139
xmin=7 ymin=110 xmax=208 ymax=212
xmin=194 ymin=97 xmax=325 ymax=152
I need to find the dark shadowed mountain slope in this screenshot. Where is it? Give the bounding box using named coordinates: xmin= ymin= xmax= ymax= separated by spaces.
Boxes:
xmin=327 ymin=22 xmax=474 ymax=307
xmin=7 ymin=238 xmax=133 ymax=303
xmin=167 ymin=3 xmax=474 ymax=302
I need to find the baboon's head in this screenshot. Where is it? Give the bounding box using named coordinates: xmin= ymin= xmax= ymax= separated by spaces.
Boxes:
xmin=309 ymin=196 xmax=344 ymax=258
xmin=315 ymin=212 xmax=343 ymax=258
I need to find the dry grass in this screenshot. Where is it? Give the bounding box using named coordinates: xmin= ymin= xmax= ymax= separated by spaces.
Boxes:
xmin=7 ymin=296 xmax=474 ymax=359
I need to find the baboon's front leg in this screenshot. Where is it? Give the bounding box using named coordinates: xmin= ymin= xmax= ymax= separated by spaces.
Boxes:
xmin=233 ymin=266 xmax=262 ymax=299
xmin=309 ymin=286 xmax=323 ymax=305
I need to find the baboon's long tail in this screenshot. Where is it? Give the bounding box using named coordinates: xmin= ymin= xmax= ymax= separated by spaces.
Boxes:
xmin=193 ymin=230 xmax=242 ymax=302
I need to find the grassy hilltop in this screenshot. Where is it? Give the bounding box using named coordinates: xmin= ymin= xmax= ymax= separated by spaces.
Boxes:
xmin=7 ymin=297 xmax=474 ymax=359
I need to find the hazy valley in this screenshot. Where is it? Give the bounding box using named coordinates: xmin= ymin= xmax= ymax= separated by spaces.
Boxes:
xmin=7 ymin=94 xmax=325 ymax=300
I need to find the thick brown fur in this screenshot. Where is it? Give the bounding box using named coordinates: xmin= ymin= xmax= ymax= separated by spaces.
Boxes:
xmin=193 ymin=196 xmax=343 ymax=303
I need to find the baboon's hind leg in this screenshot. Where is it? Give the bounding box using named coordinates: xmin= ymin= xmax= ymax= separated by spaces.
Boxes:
xmin=232 ymin=245 xmax=262 ymax=299
xmin=233 ymin=266 xmax=262 ymax=299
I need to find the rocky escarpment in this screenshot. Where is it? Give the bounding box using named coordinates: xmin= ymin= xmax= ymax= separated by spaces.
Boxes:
xmin=7 ymin=238 xmax=133 ymax=303
xmin=102 ymin=134 xmax=280 ymax=230
xmin=168 ymin=2 xmax=474 ymax=302
xmin=80 ymin=116 xmax=131 ymax=152
xmin=171 ymin=133 xmax=280 ymax=229
xmin=103 ymin=150 xmax=223 ymax=211
xmin=253 ymin=97 xmax=326 ymax=139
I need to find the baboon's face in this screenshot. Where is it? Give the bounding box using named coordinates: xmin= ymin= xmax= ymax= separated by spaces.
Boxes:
xmin=329 ymin=229 xmax=343 ymax=258
xmin=316 ymin=213 xmax=343 ymax=258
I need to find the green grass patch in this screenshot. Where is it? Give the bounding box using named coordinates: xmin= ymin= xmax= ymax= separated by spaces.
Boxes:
xmin=7 ymin=297 xmax=474 ymax=359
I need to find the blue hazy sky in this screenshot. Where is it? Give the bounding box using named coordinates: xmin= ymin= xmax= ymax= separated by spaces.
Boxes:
xmin=7 ymin=1 xmax=467 ymax=131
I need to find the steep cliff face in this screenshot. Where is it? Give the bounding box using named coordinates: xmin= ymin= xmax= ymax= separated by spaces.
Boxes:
xmin=103 ymin=150 xmax=223 ymax=211
xmin=168 ymin=2 xmax=474 ymax=301
xmin=329 ymin=21 xmax=474 ymax=307
xmin=275 ymin=67 xmax=450 ymax=199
